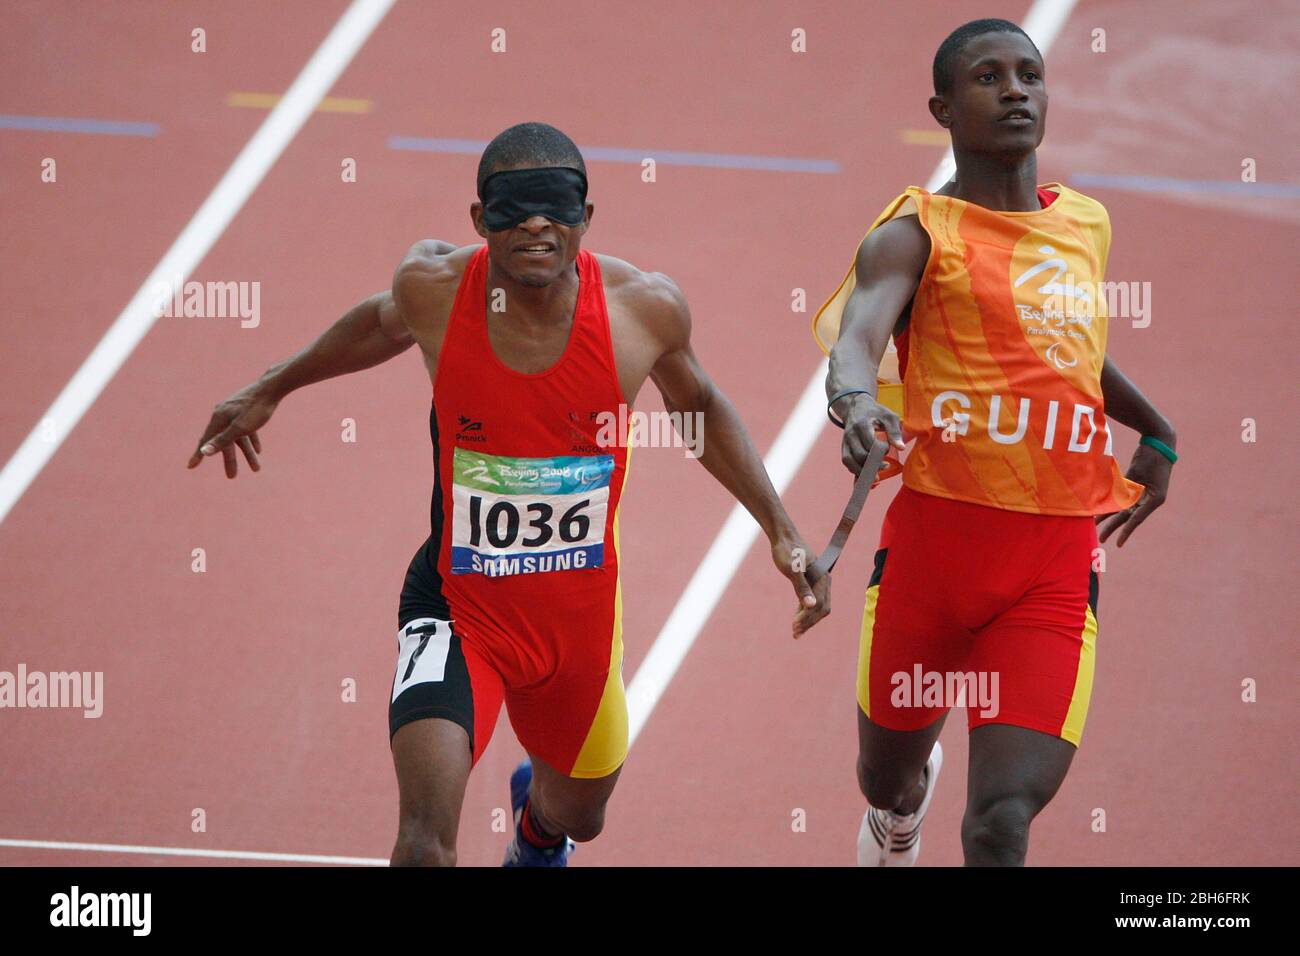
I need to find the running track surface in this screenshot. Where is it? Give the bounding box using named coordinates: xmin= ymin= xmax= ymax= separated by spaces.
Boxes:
xmin=1 ymin=0 xmax=1295 ymax=866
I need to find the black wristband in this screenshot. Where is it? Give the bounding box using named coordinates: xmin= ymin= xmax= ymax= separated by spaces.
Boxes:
xmin=826 ymin=388 xmax=873 ymax=430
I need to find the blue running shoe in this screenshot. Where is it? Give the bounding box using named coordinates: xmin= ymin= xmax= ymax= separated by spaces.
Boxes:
xmin=502 ymin=758 xmax=574 ymax=867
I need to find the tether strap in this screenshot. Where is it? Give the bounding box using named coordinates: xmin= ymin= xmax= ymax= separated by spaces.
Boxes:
xmin=809 ymin=441 xmax=889 ymax=581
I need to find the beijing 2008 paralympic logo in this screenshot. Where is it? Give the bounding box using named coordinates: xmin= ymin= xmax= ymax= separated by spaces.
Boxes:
xmin=1014 ymin=244 xmax=1153 ymax=330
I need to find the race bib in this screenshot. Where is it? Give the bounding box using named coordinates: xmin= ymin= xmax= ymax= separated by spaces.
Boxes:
xmin=450 ymin=448 xmax=614 ymax=577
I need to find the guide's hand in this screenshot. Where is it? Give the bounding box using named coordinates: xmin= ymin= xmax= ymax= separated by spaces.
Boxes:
xmin=839 ymin=395 xmax=905 ymax=474
xmin=1097 ymin=443 xmax=1172 ymax=548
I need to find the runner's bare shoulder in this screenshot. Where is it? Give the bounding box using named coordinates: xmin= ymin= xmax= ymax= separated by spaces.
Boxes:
xmin=595 ymin=253 xmax=690 ymax=352
xmin=393 ymin=241 xmax=479 ymax=329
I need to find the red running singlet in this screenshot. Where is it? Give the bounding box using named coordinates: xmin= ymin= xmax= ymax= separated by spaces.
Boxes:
xmin=391 ymin=245 xmax=632 ymax=779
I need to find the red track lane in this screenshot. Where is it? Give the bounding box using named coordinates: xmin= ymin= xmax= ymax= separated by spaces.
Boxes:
xmin=1 ymin=0 xmax=1296 ymax=867
xmin=0 ymin=0 xmax=350 ymax=461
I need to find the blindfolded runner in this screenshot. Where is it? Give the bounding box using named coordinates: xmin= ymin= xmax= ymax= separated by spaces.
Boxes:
xmin=187 ymin=121 xmax=831 ymax=868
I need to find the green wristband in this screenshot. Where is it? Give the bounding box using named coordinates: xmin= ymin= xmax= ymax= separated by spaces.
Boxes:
xmin=1140 ymin=435 xmax=1178 ymax=464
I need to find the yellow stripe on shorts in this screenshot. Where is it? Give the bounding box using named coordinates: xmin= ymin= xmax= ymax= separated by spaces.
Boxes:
xmin=856 ymin=584 xmax=882 ymax=717
xmin=568 ymin=578 xmax=628 ymax=778
xmin=1059 ymin=605 xmax=1098 ymax=746
xmin=569 ymin=444 xmax=632 ymax=779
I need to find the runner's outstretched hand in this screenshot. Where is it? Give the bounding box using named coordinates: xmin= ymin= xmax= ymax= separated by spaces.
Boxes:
xmin=187 ymin=381 xmax=280 ymax=478
xmin=771 ymin=537 xmax=832 ymax=638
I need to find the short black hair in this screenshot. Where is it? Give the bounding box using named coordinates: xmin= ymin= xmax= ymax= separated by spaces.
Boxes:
xmin=932 ymin=18 xmax=1041 ymax=95
xmin=476 ymin=122 xmax=587 ymax=197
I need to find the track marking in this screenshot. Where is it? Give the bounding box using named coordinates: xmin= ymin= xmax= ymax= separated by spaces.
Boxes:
xmin=901 ymin=129 xmax=950 ymax=146
xmin=624 ymin=0 xmax=1081 ymax=746
xmin=0 ymin=115 xmax=158 ymax=136
xmin=227 ymin=92 xmax=373 ymax=113
xmin=0 ymin=838 xmax=386 ymax=867
xmin=0 ymin=0 xmax=397 ymax=527
xmin=1071 ymin=172 xmax=1300 ymax=199
xmin=389 ymin=136 xmax=839 ymax=173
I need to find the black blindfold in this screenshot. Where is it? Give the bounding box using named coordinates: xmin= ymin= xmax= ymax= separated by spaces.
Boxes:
xmin=480 ymin=166 xmax=588 ymax=231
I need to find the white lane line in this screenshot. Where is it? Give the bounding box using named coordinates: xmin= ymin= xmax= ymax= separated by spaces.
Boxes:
xmin=625 ymin=0 xmax=1080 ymax=745
xmin=1021 ymin=0 xmax=1083 ymax=60
xmin=627 ymin=367 xmax=829 ymax=742
xmin=0 ymin=838 xmax=387 ymax=867
xmin=0 ymin=0 xmax=397 ymax=526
